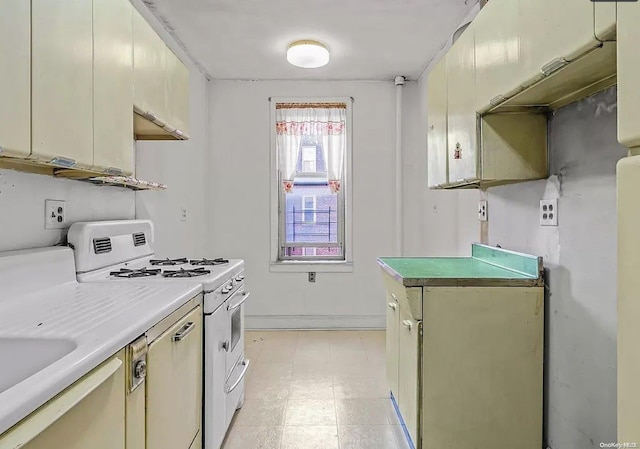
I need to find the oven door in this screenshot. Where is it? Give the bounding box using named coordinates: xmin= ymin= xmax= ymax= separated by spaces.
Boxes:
xmin=225 ymin=287 xmax=250 ymax=372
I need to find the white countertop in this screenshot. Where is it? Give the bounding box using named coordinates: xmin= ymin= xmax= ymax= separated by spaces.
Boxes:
xmin=0 ymin=281 xmax=203 ymax=435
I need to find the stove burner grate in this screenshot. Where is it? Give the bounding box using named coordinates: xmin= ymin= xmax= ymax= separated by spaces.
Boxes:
xmin=110 ymin=268 xmax=161 ymax=278
xmin=189 ymin=258 xmax=229 ymax=266
xmin=149 ymin=258 xmax=189 ymax=266
xmin=162 ymin=267 xmax=211 ymax=278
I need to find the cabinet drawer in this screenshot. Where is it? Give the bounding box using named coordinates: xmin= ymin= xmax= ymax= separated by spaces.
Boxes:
xmin=382 ymin=272 xmax=422 ymax=320
xmin=147 ymin=306 xmax=203 ymax=449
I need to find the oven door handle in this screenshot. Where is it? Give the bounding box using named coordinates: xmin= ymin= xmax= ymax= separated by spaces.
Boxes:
xmin=227 ymin=291 xmax=251 ymax=312
xmin=225 ymin=359 xmax=250 ymax=394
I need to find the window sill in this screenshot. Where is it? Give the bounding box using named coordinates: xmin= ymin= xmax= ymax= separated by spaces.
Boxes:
xmin=269 ymin=261 xmax=354 ymax=273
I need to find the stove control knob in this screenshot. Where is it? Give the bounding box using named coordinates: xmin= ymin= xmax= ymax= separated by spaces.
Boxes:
xmin=134 ymin=360 xmax=147 ymax=379
xmin=222 ymin=288 xmax=230 ymax=294
xmin=235 ymin=275 xmax=244 ymax=282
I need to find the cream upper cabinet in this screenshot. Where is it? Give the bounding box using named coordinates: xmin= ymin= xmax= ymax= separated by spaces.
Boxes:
xmin=133 ymin=8 xmax=168 ymax=123
xmin=474 ymin=0 xmax=522 ymax=112
xmin=0 ymin=0 xmax=30 ymax=159
xmin=446 ymin=24 xmax=478 ymax=185
xmin=427 ymin=58 xmax=448 ymax=188
xmin=386 ymin=293 xmax=400 ymax=398
xmin=595 ymin=2 xmax=616 ymax=42
xmin=517 ymin=0 xmax=596 ymax=88
xmin=147 ymin=306 xmax=202 ymax=449
xmin=93 ymin=0 xmax=134 ymax=175
xmin=617 ymin=2 xmax=640 ymax=150
xmin=165 ymin=49 xmax=191 ymax=137
xmin=31 ymin=0 xmax=94 ymax=169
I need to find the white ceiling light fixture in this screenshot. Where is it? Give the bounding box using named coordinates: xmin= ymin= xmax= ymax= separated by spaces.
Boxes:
xmin=287 ymin=40 xmax=330 ymax=68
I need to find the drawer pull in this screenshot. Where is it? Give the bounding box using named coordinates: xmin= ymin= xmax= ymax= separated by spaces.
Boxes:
xmin=173 ymin=322 xmax=196 ymax=342
xmin=388 ymin=302 xmax=397 ymax=311
xmin=225 ymin=359 xmax=250 ymax=394
xmin=390 ymin=293 xmax=397 ymax=300
xmin=540 ymin=57 xmax=569 ymax=76
xmin=402 ymin=320 xmax=414 ymax=330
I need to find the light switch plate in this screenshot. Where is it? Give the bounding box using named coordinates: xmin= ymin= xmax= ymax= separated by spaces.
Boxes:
xmin=45 ymin=200 xmax=66 ymax=229
xmin=540 ymin=199 xmax=558 ymax=226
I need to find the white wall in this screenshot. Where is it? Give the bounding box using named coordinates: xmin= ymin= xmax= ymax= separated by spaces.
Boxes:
xmin=208 ymin=80 xmax=401 ymax=329
xmin=482 ymin=88 xmax=622 ymax=448
xmin=0 ymin=170 xmax=134 ymax=252
xmin=132 ymin=0 xmax=210 ymax=257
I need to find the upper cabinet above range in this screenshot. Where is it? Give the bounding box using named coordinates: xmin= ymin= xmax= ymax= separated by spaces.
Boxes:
xmin=475 ymin=0 xmax=617 ymax=114
xmin=133 ymin=8 xmax=190 ymax=141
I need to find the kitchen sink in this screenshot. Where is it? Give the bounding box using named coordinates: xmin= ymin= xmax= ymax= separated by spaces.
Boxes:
xmin=0 ymin=338 xmax=77 ymax=394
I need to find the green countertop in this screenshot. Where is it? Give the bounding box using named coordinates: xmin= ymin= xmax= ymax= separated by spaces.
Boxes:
xmin=377 ymin=244 xmax=543 ymax=287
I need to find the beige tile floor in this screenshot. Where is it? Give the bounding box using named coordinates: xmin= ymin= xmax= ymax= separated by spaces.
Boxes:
xmin=222 ymin=330 xmax=411 ymax=449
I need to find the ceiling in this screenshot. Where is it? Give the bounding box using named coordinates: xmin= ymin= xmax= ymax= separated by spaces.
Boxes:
xmin=142 ymin=0 xmax=476 ymax=81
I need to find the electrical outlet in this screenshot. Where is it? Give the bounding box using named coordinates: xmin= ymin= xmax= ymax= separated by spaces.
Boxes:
xmin=540 ymin=199 xmax=558 ymax=226
xmin=180 ymin=208 xmax=188 ymax=222
xmin=478 ymin=200 xmax=488 ymax=221
xmin=45 ymin=200 xmax=66 ymax=229
xmin=308 ymin=272 xmax=316 ymax=283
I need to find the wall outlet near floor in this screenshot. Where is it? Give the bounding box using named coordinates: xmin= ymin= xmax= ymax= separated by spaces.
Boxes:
xmin=308 ymin=272 xmax=316 ymax=283
xmin=478 ymin=200 xmax=488 ymax=221
xmin=45 ymin=200 xmax=66 ymax=229
xmin=540 ymin=199 xmax=558 ymax=226
xmin=180 ymin=208 xmax=188 ymax=222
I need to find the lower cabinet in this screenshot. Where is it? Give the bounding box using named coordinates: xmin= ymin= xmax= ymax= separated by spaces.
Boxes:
xmin=146 ymin=306 xmax=203 ymax=449
xmin=0 ymin=352 xmax=125 ymax=449
xmin=398 ymin=308 xmax=420 ymax=446
xmin=385 ymin=293 xmax=400 ymax=398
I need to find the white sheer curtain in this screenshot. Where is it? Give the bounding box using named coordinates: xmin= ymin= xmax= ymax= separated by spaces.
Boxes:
xmin=275 ymin=104 xmax=347 ymax=193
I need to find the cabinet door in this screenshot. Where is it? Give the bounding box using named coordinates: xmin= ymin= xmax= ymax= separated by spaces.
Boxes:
xmin=133 ymin=9 xmax=168 ymax=123
xmin=595 ymin=2 xmax=616 ymax=42
xmin=32 ymin=0 xmax=93 ymax=168
xmin=165 ymin=49 xmax=190 ymax=136
xmin=427 ymin=57 xmax=448 ymax=188
xmin=474 ymin=0 xmax=522 ymax=112
xmin=386 ymin=292 xmax=400 ymax=398
xmin=1 ymin=354 xmax=125 ymax=449
xmin=398 ymin=308 xmax=420 ymax=447
xmin=0 ymin=0 xmax=30 ymax=158
xmin=518 ymin=0 xmax=596 ymax=88
xmin=447 ymin=25 xmax=478 ymax=185
xmin=147 ymin=306 xmax=203 ymax=449
xmin=93 ymin=0 xmax=134 ymax=176
xmin=618 ymin=2 xmax=640 ymax=149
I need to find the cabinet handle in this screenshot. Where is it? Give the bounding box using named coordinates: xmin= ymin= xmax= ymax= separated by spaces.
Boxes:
xmin=489 ymin=95 xmax=506 ymax=106
xmin=173 ymin=321 xmax=196 ymax=342
xmin=402 ymin=320 xmax=414 ymax=330
xmin=540 ymin=57 xmax=569 ymax=76
xmin=228 ymin=291 xmax=251 ymax=312
xmin=225 ymin=359 xmax=250 ymax=394
xmin=390 ymin=293 xmax=397 ymax=300
xmin=388 ymin=302 xmax=397 ymax=311
xmin=222 ymin=340 xmax=230 ymax=352
xmin=0 ymin=358 xmax=122 ymax=448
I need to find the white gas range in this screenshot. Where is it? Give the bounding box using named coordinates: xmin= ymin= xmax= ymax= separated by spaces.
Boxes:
xmin=67 ymin=219 xmax=249 ymax=449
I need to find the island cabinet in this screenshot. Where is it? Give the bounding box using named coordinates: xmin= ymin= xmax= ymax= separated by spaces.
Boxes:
xmin=378 ymin=244 xmax=544 ymax=449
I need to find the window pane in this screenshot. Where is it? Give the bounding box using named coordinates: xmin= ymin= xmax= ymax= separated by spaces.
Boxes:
xmin=285 ymin=184 xmax=338 ymax=244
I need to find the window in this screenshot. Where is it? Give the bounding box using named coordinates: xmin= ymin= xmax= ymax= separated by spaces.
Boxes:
xmin=302 ymin=196 xmax=316 ymax=223
xmin=301 ymin=147 xmax=317 ymax=173
xmin=270 ymin=98 xmax=352 ymax=266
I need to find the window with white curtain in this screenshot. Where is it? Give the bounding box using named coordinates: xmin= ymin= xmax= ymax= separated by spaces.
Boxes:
xmin=270 ymin=99 xmax=352 ymax=263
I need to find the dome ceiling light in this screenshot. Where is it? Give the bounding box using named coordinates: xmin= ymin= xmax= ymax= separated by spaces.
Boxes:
xmin=286 ymin=40 xmax=330 ymax=69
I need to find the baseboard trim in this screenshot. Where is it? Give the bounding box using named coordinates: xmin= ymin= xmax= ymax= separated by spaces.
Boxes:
xmin=245 ymin=314 xmax=385 ymax=330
